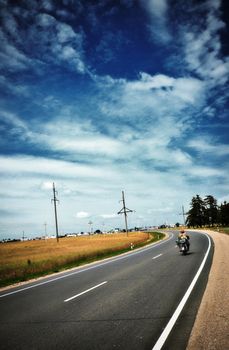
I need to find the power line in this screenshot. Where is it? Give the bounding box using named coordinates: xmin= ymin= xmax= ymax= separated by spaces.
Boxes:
xmin=51 ymin=182 xmax=59 ymax=243
xmin=117 ymin=190 xmax=134 ymax=236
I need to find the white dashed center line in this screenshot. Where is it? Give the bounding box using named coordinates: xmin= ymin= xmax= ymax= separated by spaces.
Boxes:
xmin=152 ymin=254 xmax=162 ymax=260
xmin=64 ymin=281 xmax=107 ymax=302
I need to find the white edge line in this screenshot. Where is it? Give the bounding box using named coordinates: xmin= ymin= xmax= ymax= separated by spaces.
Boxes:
xmin=64 ymin=281 xmax=107 ymax=302
xmin=152 ymin=232 xmax=212 ymax=350
xmin=0 ymin=233 xmax=174 ymax=299
xmin=152 ymin=254 xmax=162 ymax=260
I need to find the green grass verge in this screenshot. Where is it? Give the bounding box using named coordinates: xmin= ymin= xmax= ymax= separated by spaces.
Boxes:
xmin=0 ymin=231 xmax=165 ymax=288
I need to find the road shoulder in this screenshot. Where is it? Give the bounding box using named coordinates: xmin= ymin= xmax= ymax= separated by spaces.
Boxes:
xmin=187 ymin=230 xmax=229 ymax=350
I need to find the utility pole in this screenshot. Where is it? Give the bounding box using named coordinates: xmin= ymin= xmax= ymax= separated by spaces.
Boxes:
xmin=44 ymin=222 xmax=47 ymax=237
xmin=22 ymin=231 xmax=26 ymax=241
xmin=179 ymin=205 xmax=186 ymax=227
xmin=118 ymin=190 xmax=134 ymax=236
xmin=88 ymin=220 xmax=93 ymax=235
xmin=52 ymin=182 xmax=59 ymax=243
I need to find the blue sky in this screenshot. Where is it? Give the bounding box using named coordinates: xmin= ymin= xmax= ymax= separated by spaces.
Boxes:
xmin=0 ymin=0 xmax=228 ymax=239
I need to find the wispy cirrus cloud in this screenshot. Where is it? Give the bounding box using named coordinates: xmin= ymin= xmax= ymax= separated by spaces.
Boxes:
xmin=0 ymin=155 xmax=118 ymax=180
xmin=181 ymin=0 xmax=229 ymax=86
xmin=0 ymin=75 xmax=28 ymax=96
xmin=0 ymin=103 xmax=194 ymax=169
xmin=140 ymin=0 xmax=171 ymax=43
xmin=0 ymin=110 xmax=28 ymax=131
xmin=0 ymin=64 xmax=208 ymax=171
xmin=35 ymin=13 xmax=86 ymax=73
xmin=187 ymin=138 xmax=229 ymax=156
xmin=139 ymin=0 xmax=229 ymax=89
xmin=98 ymin=72 xmax=206 ymax=138
xmin=0 ymin=29 xmax=33 ymax=72
xmin=0 ymin=2 xmax=86 ymax=74
xmin=1 ymin=116 xmax=226 ymax=186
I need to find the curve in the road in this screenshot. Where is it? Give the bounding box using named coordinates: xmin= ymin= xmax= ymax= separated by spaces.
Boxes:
xmin=152 ymin=231 xmax=211 ymax=350
xmin=0 ymin=231 xmax=213 ymax=350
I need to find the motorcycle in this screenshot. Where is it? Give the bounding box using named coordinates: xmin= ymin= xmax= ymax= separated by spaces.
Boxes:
xmin=177 ymin=238 xmax=189 ymax=255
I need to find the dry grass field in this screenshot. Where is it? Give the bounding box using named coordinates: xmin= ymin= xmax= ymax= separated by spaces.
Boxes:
xmin=0 ymin=231 xmax=155 ymax=287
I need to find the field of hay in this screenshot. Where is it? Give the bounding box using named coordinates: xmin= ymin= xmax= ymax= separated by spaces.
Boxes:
xmin=0 ymin=231 xmax=152 ymax=287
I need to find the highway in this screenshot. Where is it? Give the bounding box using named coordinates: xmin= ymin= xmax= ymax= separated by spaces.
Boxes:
xmin=0 ymin=231 xmax=213 ymax=350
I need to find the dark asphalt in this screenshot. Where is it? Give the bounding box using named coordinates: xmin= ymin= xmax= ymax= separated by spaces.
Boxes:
xmin=0 ymin=231 xmax=212 ymax=350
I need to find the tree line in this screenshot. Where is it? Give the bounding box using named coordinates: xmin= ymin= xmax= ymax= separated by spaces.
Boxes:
xmin=186 ymin=195 xmax=229 ymax=228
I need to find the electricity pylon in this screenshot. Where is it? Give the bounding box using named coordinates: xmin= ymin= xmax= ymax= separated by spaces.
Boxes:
xmin=179 ymin=205 xmax=186 ymax=227
xmin=52 ymin=182 xmax=59 ymax=242
xmin=88 ymin=220 xmax=93 ymax=235
xmin=118 ymin=190 xmax=134 ymax=236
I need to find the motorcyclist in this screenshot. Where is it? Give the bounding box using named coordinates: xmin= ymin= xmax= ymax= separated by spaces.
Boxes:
xmin=176 ymin=230 xmax=190 ymax=251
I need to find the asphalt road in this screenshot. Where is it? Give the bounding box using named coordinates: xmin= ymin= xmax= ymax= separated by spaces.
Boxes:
xmin=0 ymin=231 xmax=213 ymax=350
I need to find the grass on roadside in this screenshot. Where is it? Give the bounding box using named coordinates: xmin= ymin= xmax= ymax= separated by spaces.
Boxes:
xmin=187 ymin=226 xmax=229 ymax=235
xmin=0 ymin=231 xmax=164 ymax=288
xmin=208 ymin=226 xmax=229 ymax=235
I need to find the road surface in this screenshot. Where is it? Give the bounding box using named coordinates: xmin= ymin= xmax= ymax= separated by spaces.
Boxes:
xmin=0 ymin=231 xmax=213 ymax=350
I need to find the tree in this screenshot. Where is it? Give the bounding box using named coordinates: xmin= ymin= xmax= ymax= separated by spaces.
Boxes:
xmin=219 ymin=201 xmax=229 ymax=226
xmin=186 ymin=195 xmax=205 ymax=227
xmin=204 ymin=195 xmax=218 ymax=226
xmin=94 ymin=229 xmax=102 ymax=234
xmin=186 ymin=194 xmax=229 ymax=228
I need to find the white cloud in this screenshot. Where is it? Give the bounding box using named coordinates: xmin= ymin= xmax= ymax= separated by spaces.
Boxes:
xmin=147 ymin=0 xmax=168 ymax=18
xmin=35 ymin=132 xmax=124 ymax=158
xmin=0 ymin=148 xmax=227 ymax=239
xmin=40 ymin=181 xmax=53 ymax=190
xmin=0 ymin=75 xmax=28 ymax=96
xmin=1 ymin=8 xmax=19 ymax=40
xmin=140 ymin=0 xmax=171 ymax=43
xmin=182 ymin=2 xmax=229 ymax=86
xmin=0 ymin=155 xmax=118 ymax=180
xmin=36 ymin=13 xmax=55 ymax=27
xmin=36 ymin=13 xmax=86 ymax=73
xmin=0 ymin=66 xmax=206 ymax=171
xmin=126 ymin=73 xmax=175 ymax=90
xmin=172 ymin=77 xmax=205 ymax=104
xmin=0 ymin=105 xmax=190 ymax=167
xmin=0 ymin=7 xmax=86 ymax=75
xmin=188 ymin=166 xmax=225 ymax=178
xmin=100 ymin=72 xmax=205 ymax=124
xmin=57 ymin=22 xmax=80 ymax=44
xmin=75 ymin=211 xmax=90 ymax=219
xmin=0 ymin=110 xmax=28 ymax=130
xmin=25 ymin=115 xmax=194 ymax=170
xmin=187 ymin=138 xmax=229 ymax=156
xmin=99 ymin=214 xmax=118 ymax=219
xmin=0 ymin=30 xmax=32 ymax=72
xmin=147 ymin=206 xmax=173 ymax=213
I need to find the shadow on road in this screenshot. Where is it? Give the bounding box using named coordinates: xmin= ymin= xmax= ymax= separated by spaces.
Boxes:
xmin=178 ymin=251 xmax=194 ymax=256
